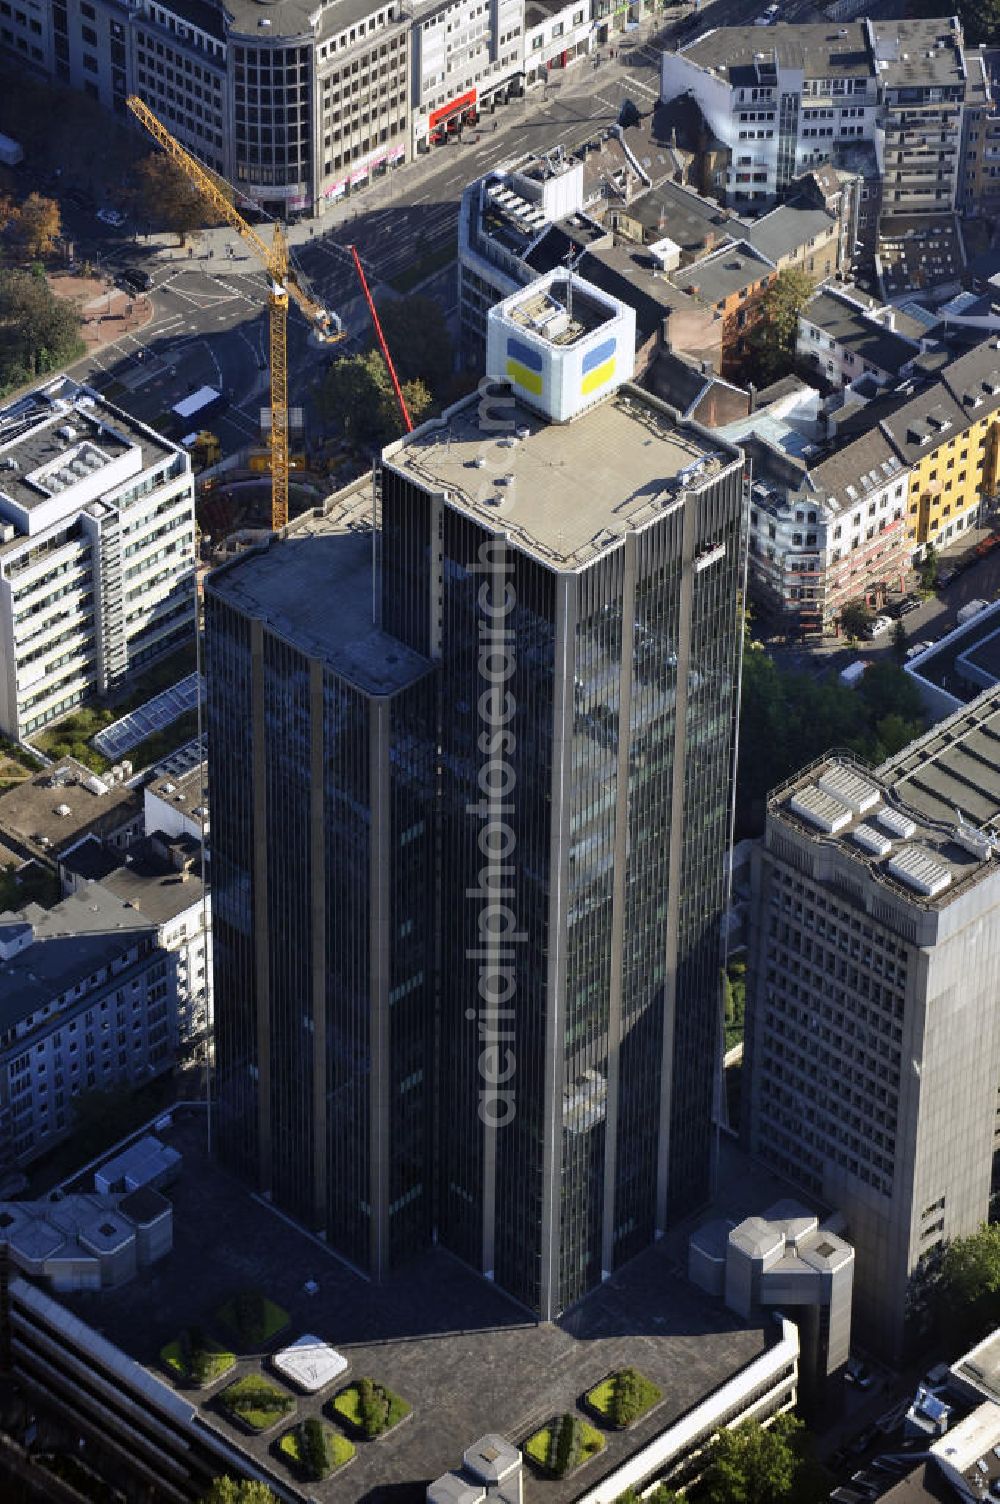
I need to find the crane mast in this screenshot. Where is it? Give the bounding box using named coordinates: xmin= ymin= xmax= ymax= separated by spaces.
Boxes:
xmin=126 ymin=95 xmax=343 ymax=532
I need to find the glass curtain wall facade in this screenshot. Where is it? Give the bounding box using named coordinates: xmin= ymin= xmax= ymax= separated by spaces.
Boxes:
xmin=205 ymin=569 xmax=435 ymax=1278
xmin=378 ymin=451 xmax=746 ymax=1318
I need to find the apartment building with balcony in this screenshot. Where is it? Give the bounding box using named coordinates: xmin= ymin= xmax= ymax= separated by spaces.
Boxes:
xmin=60 ymin=829 xmax=211 ymax=1047
xmin=0 ymin=883 xmax=177 ymax=1170
xmin=959 ymin=48 xmax=1000 ymax=220
xmin=745 ymin=691 xmax=1000 ymax=1356
xmin=0 ymin=377 xmax=195 ymax=743
xmin=870 ymin=18 xmax=967 ymax=222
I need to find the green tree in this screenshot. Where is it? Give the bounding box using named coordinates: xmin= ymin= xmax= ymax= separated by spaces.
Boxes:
xmin=300 ymin=1417 xmax=328 ymax=1480
xmin=920 ymin=542 xmax=939 ymax=591
xmin=0 ymin=267 xmax=84 ymax=393
xmin=14 ymin=193 xmax=61 ymax=258
xmin=377 ymin=293 xmax=454 ymax=396
xmin=551 ymin=1413 xmax=581 ymax=1478
xmin=748 ymin=267 xmax=814 ymax=383
xmin=320 ymin=349 xmax=431 ymax=450
xmin=705 ymin=1415 xmax=803 ymax=1504
xmin=857 ymin=660 xmax=924 ymax=725
xmin=736 ymin=649 xmax=925 ymax=839
xmin=203 ymin=1480 xmax=278 ymax=1503
xmin=937 ymin=1224 xmax=1000 ymax=1345
xmin=128 ymin=152 xmax=218 ymax=245
xmin=891 ymin=619 xmax=907 ymax=664
xmin=838 ymin=598 xmax=872 ymax=641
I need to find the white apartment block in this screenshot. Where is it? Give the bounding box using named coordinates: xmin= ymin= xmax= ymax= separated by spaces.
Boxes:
xmin=523 ymin=0 xmax=593 ymax=89
xmin=0 ymin=884 xmax=177 ymax=1168
xmin=60 ymin=829 xmax=211 ymax=1048
xmin=411 ymin=0 xmax=524 ymax=151
xmin=661 ymin=23 xmax=879 ymax=210
xmin=0 ymin=378 xmax=195 ymax=743
xmin=660 ymin=19 xmax=969 ymax=217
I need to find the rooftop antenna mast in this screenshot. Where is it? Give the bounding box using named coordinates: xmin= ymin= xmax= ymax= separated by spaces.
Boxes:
xmin=563 ymin=242 xmax=585 ymax=323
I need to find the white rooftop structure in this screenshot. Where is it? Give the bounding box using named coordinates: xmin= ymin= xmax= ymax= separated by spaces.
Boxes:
xmin=272 ymin=1334 xmax=349 ymax=1393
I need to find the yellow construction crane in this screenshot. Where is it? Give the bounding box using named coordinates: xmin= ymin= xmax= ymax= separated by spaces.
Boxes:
xmin=127 ymin=95 xmax=345 ymax=531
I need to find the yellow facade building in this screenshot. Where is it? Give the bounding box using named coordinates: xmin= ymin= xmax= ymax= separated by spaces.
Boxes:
xmin=876 ymin=341 xmax=1000 ymax=555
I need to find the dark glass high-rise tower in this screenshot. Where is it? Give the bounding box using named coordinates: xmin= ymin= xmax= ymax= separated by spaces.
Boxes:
xmin=206 ymin=273 xmax=747 ymax=1312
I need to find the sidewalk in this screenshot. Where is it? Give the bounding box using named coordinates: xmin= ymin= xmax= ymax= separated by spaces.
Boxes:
xmin=50 ymin=269 xmax=154 ymax=351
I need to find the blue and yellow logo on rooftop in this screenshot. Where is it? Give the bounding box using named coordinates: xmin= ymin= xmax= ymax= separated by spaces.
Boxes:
xmin=505 ymin=337 xmax=543 ymax=396
xmin=581 ymin=338 xmax=616 ymax=396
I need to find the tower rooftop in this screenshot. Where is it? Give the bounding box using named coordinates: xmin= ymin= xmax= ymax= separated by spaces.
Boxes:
xmin=384 ymin=385 xmax=741 ymax=571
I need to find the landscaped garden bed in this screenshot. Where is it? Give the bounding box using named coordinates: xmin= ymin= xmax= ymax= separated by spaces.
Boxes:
xmin=525 ymin=1413 xmax=605 ymax=1477
xmin=218 ymin=1374 xmax=294 ymax=1434
xmin=330 ymin=1377 xmax=411 ymax=1440
xmin=585 ymin=1367 xmax=663 ymax=1430
xmin=159 ymin=1327 xmax=235 ymax=1388
xmin=278 ymin=1418 xmax=355 ymax=1480
xmin=215 ymin=1289 xmax=290 ymax=1352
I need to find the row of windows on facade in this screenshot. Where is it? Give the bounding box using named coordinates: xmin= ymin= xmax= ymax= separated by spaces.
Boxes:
xmin=770 ymin=869 xmax=910 ymax=959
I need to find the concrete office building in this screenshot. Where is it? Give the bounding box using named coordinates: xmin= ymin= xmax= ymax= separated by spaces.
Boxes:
xmin=0 ymin=883 xmax=178 ymax=1170
xmin=18 ymin=0 xmax=529 ymax=216
xmin=207 ymin=270 xmax=748 ymax=1315
xmin=31 ymin=0 xmax=411 ymax=216
xmin=745 ymin=688 xmax=1000 ymax=1357
xmin=689 ymin=1200 xmax=853 ymax=1415
xmin=0 ymin=377 xmax=195 ymax=743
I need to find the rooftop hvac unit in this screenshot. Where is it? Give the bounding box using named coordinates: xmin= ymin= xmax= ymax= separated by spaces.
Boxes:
xmin=954 ymin=817 xmax=995 ymax=860
xmin=58 ymin=425 xmax=77 ymax=442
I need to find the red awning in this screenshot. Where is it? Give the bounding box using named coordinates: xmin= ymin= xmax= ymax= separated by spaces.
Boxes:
xmin=429 ymin=88 xmax=477 ymax=129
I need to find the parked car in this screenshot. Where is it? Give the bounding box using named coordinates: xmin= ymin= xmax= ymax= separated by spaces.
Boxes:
xmin=120 ymin=266 xmax=153 ymax=293
xmin=96 ymin=207 xmax=126 ymax=227
xmin=898 ymin=597 xmax=921 ymax=617
xmin=868 ymin=615 xmax=893 ymax=638
xmin=937 ymin=567 xmax=956 ymax=587
xmin=906 ymin=641 xmax=934 ymax=660
xmin=847 ymin=1357 xmax=875 ymax=1389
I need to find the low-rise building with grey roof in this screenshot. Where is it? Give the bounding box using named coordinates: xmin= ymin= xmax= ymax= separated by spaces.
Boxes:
xmin=0 ymin=377 xmax=195 ymax=743
xmin=0 ymin=756 xmax=143 ymax=864
xmin=0 ymin=882 xmax=178 ymax=1169
xmin=797 ymin=284 xmax=924 ymax=390
xmin=745 ymin=685 xmax=1000 ymax=1358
